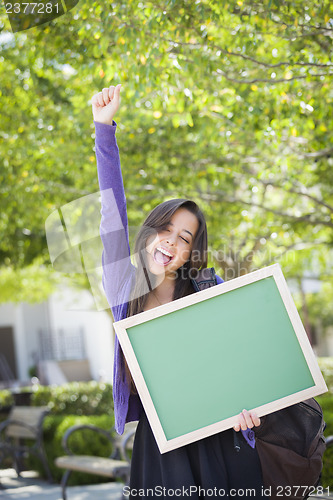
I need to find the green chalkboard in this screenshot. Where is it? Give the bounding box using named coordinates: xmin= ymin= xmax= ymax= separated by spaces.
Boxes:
xmin=114 ymin=264 xmax=327 ymax=453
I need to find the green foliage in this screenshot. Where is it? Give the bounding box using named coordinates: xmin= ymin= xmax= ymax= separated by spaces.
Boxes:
xmin=318 ymin=357 xmax=333 ymax=393
xmin=31 ymin=381 xmax=114 ymax=416
xmin=316 ymin=392 xmax=333 ymax=488
xmin=307 ymin=285 xmax=333 ymax=330
xmin=27 ymin=413 xmax=115 ymax=485
xmin=0 ymin=0 xmax=333 ymax=304
xmin=1 ymin=3 xmax=333 ymax=483
xmin=0 ymin=389 xmax=13 ymax=409
xmin=316 ymin=358 xmax=333 ymax=488
xmin=28 ymin=365 xmax=38 ymax=378
xmin=0 ymin=258 xmax=60 ymax=303
xmin=0 ymin=382 xmax=115 ymax=484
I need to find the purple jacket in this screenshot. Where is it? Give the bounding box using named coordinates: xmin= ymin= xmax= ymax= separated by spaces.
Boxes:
xmin=95 ymin=121 xmax=255 ymax=449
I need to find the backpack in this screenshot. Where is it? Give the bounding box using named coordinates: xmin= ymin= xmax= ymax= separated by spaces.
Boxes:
xmin=255 ymin=398 xmax=326 ymax=500
xmin=190 ymin=267 xmax=218 ymax=291
xmin=191 ymin=269 xmax=326 ymax=499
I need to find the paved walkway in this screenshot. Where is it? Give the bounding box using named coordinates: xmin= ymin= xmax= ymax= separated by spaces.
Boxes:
xmin=0 ymin=469 xmax=124 ymax=499
xmin=0 ymin=469 xmax=332 ymax=499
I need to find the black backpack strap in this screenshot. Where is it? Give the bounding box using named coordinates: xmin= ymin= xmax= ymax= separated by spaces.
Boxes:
xmin=190 ymin=267 xmax=217 ymax=292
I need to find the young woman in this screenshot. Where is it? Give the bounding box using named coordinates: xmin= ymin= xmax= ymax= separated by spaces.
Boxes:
xmin=92 ymin=84 xmax=266 ymax=498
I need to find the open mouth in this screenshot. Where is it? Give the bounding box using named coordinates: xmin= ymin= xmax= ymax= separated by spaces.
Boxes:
xmin=153 ymin=247 xmax=174 ymax=266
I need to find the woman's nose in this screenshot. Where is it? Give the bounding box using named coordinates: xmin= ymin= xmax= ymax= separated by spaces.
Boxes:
xmin=165 ymin=233 xmax=176 ymax=245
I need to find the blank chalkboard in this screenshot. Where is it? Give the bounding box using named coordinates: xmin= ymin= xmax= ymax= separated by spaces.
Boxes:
xmin=114 ymin=264 xmax=327 ymax=453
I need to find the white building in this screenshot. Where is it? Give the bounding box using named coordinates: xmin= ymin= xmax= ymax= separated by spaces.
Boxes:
xmin=0 ymin=286 xmax=114 ymax=387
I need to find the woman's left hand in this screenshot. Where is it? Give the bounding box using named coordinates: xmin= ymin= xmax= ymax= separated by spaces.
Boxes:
xmin=233 ymin=409 xmax=261 ymax=432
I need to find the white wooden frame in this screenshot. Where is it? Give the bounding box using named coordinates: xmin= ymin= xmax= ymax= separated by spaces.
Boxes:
xmin=113 ymin=263 xmax=327 ymax=453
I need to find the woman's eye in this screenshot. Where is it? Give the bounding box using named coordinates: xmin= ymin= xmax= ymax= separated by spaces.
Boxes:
xmin=180 ymin=236 xmax=190 ymax=244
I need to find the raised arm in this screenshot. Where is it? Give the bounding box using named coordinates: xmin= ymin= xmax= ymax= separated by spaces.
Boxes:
xmin=92 ymin=85 xmax=134 ymax=320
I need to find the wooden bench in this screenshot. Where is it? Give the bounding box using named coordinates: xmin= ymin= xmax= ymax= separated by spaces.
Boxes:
xmin=55 ymin=430 xmax=333 ymax=499
xmin=0 ymin=405 xmax=52 ymax=482
xmin=55 ymin=421 xmax=137 ymax=500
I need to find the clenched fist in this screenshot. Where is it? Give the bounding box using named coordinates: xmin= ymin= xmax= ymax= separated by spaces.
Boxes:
xmin=91 ymin=84 xmax=121 ymax=125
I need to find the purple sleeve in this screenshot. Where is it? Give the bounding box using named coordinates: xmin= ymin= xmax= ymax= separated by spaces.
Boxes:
xmin=94 ymin=121 xmax=134 ymax=318
xmin=94 ymin=121 xmax=141 ymax=433
xmin=242 ymin=428 xmax=256 ymax=448
xmin=94 ymin=121 xmax=127 ymax=226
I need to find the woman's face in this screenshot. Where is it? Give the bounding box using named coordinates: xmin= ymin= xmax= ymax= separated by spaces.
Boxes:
xmin=145 ymin=208 xmax=199 ymax=277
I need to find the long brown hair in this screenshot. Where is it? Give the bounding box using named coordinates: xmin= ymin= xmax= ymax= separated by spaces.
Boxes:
xmin=126 ymin=198 xmax=208 ymax=318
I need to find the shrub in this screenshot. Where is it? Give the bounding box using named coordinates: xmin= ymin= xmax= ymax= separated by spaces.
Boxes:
xmin=0 ymin=389 xmax=14 ymax=410
xmin=316 ymin=392 xmax=333 ymax=488
xmin=0 ymin=381 xmax=115 ymax=485
xmin=31 ymin=381 xmax=113 ymax=416
xmin=27 ymin=413 xmax=115 ymax=485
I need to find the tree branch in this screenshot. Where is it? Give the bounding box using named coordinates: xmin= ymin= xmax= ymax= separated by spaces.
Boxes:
xmin=112 ymin=15 xmax=333 ymax=74
xmin=239 ymin=165 xmax=333 ymax=213
xmin=215 ymin=68 xmax=333 ymax=84
xmin=296 ymin=146 xmax=333 ymax=159
xmin=200 ymin=191 xmax=333 ymax=229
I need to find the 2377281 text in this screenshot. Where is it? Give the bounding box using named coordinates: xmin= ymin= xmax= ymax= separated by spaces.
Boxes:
xmin=275 ymin=486 xmax=329 ymax=497
xmin=5 ymin=3 xmax=60 ymax=14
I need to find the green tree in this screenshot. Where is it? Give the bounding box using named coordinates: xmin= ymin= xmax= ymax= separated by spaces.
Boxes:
xmin=0 ymin=0 xmax=332 ymax=304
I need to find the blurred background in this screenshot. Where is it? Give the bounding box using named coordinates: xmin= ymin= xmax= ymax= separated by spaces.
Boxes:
xmin=0 ymin=0 xmax=333 ymax=486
